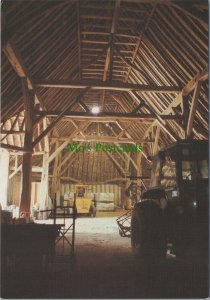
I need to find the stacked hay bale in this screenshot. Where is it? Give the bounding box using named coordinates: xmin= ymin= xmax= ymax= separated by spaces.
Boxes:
xmin=95 ymin=193 xmax=115 ymax=211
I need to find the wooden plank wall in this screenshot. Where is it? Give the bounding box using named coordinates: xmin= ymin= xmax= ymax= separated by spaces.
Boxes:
xmin=60 ymin=183 xmax=122 ymax=207
xmin=8 ymin=175 xmax=40 ymax=208
xmin=8 ymin=175 xmax=21 ymax=206
xmin=8 ymin=178 xmax=122 ymax=208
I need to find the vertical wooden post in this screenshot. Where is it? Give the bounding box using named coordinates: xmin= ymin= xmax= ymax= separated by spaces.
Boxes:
xmin=39 ymin=118 xmax=49 ymax=210
xmin=136 ymin=152 xmax=142 ymax=200
xmin=51 ymin=142 xmax=60 ymax=199
xmin=183 ymin=95 xmax=190 ymax=139
xmin=19 ymin=79 xmax=34 ymax=217
xmin=125 ymin=153 xmax=131 ymax=190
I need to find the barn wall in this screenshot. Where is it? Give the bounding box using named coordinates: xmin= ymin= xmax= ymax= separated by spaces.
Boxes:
xmin=60 ymin=183 xmax=122 ymax=207
xmin=8 ymin=175 xmax=40 ymax=209
xmin=8 ymin=175 xmax=21 ymax=207
xmin=8 ymin=178 xmax=122 ymax=209
xmin=0 ymin=149 xmax=10 ymax=208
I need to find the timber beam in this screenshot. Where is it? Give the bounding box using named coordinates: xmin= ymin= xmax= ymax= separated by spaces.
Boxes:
xmin=0 ymin=130 xmax=25 ymax=135
xmin=34 ymin=80 xmax=181 ymax=93
xmin=50 ymin=136 xmax=153 ymax=144
xmin=48 ymin=175 xmax=80 ymax=183
xmin=34 ymin=111 xmax=182 ymax=121
xmin=0 ymin=143 xmax=32 ymax=153
xmin=19 ymin=80 xmax=34 ymax=216
xmin=10 ymin=166 xmax=43 ymax=173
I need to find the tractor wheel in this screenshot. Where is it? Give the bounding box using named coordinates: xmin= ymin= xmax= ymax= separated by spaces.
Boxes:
xmin=131 ymin=201 xmax=167 ymax=261
xmin=131 ymin=215 xmax=142 ymax=257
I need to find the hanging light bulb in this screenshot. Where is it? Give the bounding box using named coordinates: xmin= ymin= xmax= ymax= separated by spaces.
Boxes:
xmin=91 ymin=106 xmax=100 ymax=114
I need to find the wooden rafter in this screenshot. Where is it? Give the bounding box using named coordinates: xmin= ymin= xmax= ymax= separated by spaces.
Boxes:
xmin=124 ymin=4 xmax=157 ymax=82
xmin=171 ymin=3 xmax=208 ymax=28
xmin=111 ymin=94 xmax=131 ymax=113
xmin=130 ymin=91 xmax=180 ymax=141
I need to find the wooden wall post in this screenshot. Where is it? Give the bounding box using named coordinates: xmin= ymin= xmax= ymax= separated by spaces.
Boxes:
xmin=19 ymin=79 xmax=34 ymax=217
xmin=183 ymin=95 xmax=190 ymax=139
xmin=39 ymin=118 xmax=50 ymax=210
xmin=51 ymin=141 xmax=60 ymax=200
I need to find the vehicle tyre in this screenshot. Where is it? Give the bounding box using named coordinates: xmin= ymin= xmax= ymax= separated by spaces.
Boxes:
xmin=131 ymin=201 xmax=167 ymax=261
xmin=131 ymin=213 xmax=142 ymax=258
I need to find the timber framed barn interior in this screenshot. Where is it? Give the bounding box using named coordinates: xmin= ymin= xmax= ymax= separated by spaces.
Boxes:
xmin=0 ymin=0 xmax=209 ymax=299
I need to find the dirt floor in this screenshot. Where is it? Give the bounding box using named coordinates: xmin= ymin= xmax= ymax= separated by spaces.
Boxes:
xmin=2 ymin=213 xmax=209 ymax=299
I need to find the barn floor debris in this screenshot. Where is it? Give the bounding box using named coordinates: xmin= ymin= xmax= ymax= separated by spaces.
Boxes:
xmin=2 ymin=216 xmax=208 ymax=299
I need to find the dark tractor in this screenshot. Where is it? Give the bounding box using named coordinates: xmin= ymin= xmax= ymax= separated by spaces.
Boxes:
xmin=131 ymin=140 xmax=209 ymax=261
xmin=131 ymin=188 xmax=167 ymax=261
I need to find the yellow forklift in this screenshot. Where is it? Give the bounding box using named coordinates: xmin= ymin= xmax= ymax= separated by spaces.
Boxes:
xmin=70 ymin=185 xmax=96 ymax=217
